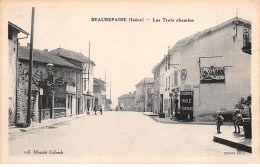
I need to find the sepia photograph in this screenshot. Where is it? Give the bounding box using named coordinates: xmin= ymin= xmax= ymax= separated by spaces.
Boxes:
xmin=0 ymin=0 xmax=259 ymax=164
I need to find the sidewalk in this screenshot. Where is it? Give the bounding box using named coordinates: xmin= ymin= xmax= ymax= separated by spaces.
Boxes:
xmin=213 ymin=126 xmax=252 ymax=153
xmin=9 ymin=113 xmax=87 ymax=136
xmin=145 ymin=114 xmax=231 ymax=125
xmin=144 ymin=113 xmax=251 ymax=153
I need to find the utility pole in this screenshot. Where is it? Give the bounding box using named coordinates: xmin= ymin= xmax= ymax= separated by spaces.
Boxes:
xmin=26 ymin=7 xmax=35 ymax=126
xmin=88 ymin=42 xmax=90 ymax=94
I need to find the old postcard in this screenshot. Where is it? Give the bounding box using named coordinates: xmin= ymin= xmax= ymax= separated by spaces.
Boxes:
xmin=0 ymin=0 xmax=259 ymax=164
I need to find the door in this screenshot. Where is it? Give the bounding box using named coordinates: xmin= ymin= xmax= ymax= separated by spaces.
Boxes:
xmin=160 ymin=94 xmax=163 ymax=114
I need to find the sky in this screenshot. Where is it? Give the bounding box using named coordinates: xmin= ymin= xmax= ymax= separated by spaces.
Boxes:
xmin=4 ymin=1 xmax=256 ymax=108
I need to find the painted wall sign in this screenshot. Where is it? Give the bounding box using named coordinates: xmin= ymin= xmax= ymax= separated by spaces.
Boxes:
xmin=180 ymin=91 xmax=193 ymax=112
xmin=181 ymin=69 xmax=187 ymax=80
xmin=200 ymin=66 xmax=225 ymax=83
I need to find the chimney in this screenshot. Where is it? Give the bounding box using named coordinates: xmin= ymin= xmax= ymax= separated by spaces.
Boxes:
xmin=27 ymin=43 xmax=30 ymax=48
xmin=43 ymin=49 xmax=48 ymax=53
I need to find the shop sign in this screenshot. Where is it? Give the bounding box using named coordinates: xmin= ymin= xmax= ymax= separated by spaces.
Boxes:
xmin=200 ymin=66 xmax=225 ymax=83
xmin=180 ymin=91 xmax=193 ymax=111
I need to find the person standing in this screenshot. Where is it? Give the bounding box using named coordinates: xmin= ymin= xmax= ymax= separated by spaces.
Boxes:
xmin=234 ymin=109 xmax=243 ymax=133
xmin=216 ymin=110 xmax=224 ymax=133
xmin=100 ymin=106 xmax=103 ymax=115
xmin=94 ymin=106 xmax=97 ymax=115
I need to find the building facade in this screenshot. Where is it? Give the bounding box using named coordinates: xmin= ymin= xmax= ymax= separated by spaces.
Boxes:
xmin=48 ymin=48 xmax=96 ymax=114
xmin=135 ymin=78 xmax=154 ymax=112
xmin=8 ymin=22 xmax=29 ymax=126
xmin=153 ymin=17 xmax=251 ymax=120
xmin=93 ymin=78 xmax=106 ymax=110
xmin=16 ymin=45 xmax=80 ymax=125
xmin=118 ymin=92 xmax=136 ymax=111
xmin=151 ymin=64 xmax=160 ymax=114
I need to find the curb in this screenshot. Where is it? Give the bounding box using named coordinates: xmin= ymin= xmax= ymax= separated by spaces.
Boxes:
xmin=213 ymin=135 xmax=252 ymax=153
xmin=147 ymin=115 xmax=218 ymax=125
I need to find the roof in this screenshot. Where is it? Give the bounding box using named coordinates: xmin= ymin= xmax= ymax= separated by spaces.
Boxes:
xmin=135 ymin=78 xmax=154 ymax=86
xmin=156 ymin=17 xmax=251 ymax=68
xmin=8 ymin=21 xmax=29 ymax=35
xmin=48 ymin=48 xmax=96 ymax=66
xmin=94 ymin=77 xmax=106 ymax=85
xmin=118 ymin=92 xmax=135 ymax=99
xmin=18 ymin=46 xmax=80 ymax=69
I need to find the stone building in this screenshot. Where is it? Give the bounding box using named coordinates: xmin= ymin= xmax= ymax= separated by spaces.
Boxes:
xmin=48 ymin=48 xmax=96 ymax=114
xmin=8 ymin=22 xmax=29 ymax=126
xmin=153 ymin=17 xmax=251 ymax=120
xmin=135 ymin=78 xmax=154 ymax=112
xmin=118 ymin=92 xmax=136 ymax=111
xmin=16 ymin=45 xmax=80 ymax=124
xmin=93 ymin=78 xmax=106 ymax=110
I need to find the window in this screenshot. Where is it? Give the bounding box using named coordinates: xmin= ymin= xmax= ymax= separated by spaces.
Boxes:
xmin=165 ymin=59 xmax=167 ymax=71
xmin=162 ymin=74 xmax=164 ymax=86
xmin=168 ymin=76 xmax=170 ymax=90
xmin=166 ymin=77 xmax=167 ymax=91
xmin=174 ymin=71 xmax=178 ymax=86
xmin=84 ymin=79 xmax=86 ymax=91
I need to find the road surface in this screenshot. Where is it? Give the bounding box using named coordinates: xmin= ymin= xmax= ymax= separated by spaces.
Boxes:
xmin=9 ymin=111 xmax=246 ymax=158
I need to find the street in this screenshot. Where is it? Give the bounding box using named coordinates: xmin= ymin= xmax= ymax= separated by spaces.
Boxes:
xmin=9 ymin=111 xmax=247 ymax=157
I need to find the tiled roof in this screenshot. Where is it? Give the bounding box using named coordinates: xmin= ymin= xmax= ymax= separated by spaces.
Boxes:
xmin=157 ymin=17 xmax=251 ymax=68
xmin=48 ymin=48 xmax=96 ymax=66
xmin=136 ymin=78 xmax=154 ymax=86
xmin=8 ymin=22 xmax=29 ymax=35
xmin=18 ymin=46 xmax=79 ymax=69
xmin=118 ymin=92 xmax=135 ymax=99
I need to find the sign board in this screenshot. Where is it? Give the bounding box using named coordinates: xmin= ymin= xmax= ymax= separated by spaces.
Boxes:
xmin=200 ymin=66 xmax=225 ymax=83
xmin=180 ymin=91 xmax=193 ymax=112
xmin=40 ymin=88 xmax=43 ymax=95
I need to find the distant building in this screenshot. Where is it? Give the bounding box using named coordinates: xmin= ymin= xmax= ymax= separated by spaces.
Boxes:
xmin=105 ymin=99 xmax=112 ymax=111
xmin=118 ymin=92 xmax=136 ymax=111
xmin=8 ymin=22 xmax=29 ymax=126
xmin=93 ymin=78 xmax=106 ymax=110
xmin=135 ymin=78 xmax=154 ymax=112
xmin=153 ymin=17 xmax=251 ymax=120
xmin=49 ymin=48 xmax=96 ymax=114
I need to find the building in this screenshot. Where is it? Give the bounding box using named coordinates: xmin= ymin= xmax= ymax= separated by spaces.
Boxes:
xmin=118 ymin=92 xmax=136 ymax=111
xmin=16 ymin=45 xmax=81 ymax=124
xmin=93 ymin=78 xmax=106 ymax=110
xmin=8 ymin=22 xmax=29 ymax=126
xmin=154 ymin=17 xmax=251 ymax=120
xmin=48 ymin=48 xmax=96 ymax=114
xmin=135 ymin=78 xmax=154 ymax=112
xmin=105 ymin=99 xmax=112 ymax=111
xmin=151 ymin=64 xmax=160 ymax=114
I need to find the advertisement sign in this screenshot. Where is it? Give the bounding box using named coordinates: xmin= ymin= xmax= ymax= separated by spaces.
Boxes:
xmin=180 ymin=91 xmax=193 ymax=112
xmin=200 ymin=66 xmax=225 ymax=83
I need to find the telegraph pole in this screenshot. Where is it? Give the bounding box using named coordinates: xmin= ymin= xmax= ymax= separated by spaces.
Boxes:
xmin=26 ymin=7 xmax=35 ymax=126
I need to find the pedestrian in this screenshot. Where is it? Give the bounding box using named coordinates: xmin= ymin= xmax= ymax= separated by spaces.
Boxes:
xmin=216 ymin=110 xmax=224 ymax=133
xmin=234 ymin=109 xmax=243 ymax=133
xmin=94 ymin=106 xmax=97 ymax=115
xmin=100 ymin=106 xmax=103 ymax=115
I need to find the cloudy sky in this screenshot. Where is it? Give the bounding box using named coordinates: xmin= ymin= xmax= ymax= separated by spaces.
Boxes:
xmin=4 ymin=1 xmax=256 ymax=108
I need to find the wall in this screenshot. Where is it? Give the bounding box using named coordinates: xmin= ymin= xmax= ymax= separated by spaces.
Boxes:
xmin=179 ymin=23 xmax=251 ymax=116
xmin=17 ymin=59 xmax=78 ymax=123
xmin=8 ymin=30 xmax=18 ymax=126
